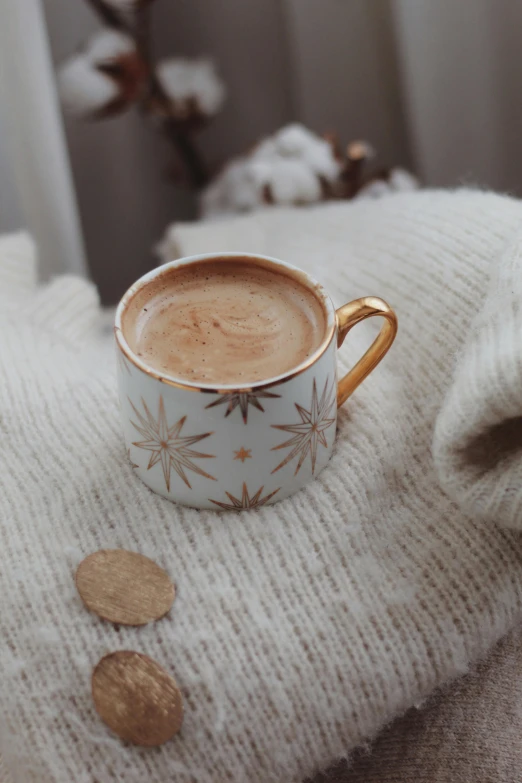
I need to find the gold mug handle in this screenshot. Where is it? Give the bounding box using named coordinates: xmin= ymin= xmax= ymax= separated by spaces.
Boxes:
xmin=336 ymin=296 xmax=398 ymax=408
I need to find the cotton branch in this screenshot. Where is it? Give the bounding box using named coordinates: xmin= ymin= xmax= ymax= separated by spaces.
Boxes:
xmin=61 ymin=0 xmax=220 ymax=188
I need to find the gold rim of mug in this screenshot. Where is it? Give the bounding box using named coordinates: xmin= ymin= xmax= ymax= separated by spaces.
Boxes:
xmin=114 ymin=252 xmax=337 ymax=395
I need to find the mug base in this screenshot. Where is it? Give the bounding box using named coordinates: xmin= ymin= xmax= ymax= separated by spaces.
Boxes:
xmin=130 ymin=463 xmax=329 ymax=512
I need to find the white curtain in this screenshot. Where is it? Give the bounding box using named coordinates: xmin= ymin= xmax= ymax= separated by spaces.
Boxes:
xmin=392 ymin=0 xmax=522 ymax=192
xmin=283 ymin=0 xmax=522 ymax=194
xmin=0 ymin=0 xmax=86 ymax=278
xmin=1 ymin=0 xmax=521 ymax=293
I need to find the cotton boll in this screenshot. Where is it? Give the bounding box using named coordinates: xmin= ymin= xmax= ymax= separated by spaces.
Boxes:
xmin=251 ymin=137 xmax=279 ymax=163
xmin=272 ymin=123 xmax=340 ymax=181
xmin=274 ymin=123 xmax=318 ymax=156
xmin=245 ymin=160 xmax=273 ymax=192
xmin=218 ymin=160 xmax=261 ymax=212
xmin=192 ymin=60 xmax=226 ymax=115
xmin=85 ymin=29 xmax=135 ymax=63
xmin=58 ymin=30 xmax=145 ymax=117
xmin=302 ymin=141 xmax=341 ymax=181
xmin=201 ymin=155 xmax=324 ymax=219
xmin=249 ymin=127 xmax=340 ymax=182
xmin=201 ymin=123 xmax=341 ymax=218
xmin=251 ymin=159 xmax=322 ymax=205
xmin=156 ymin=58 xmax=226 ymax=118
xmin=201 ymin=159 xmax=261 ymax=218
xmin=200 ymin=161 xmax=253 ymax=219
xmin=58 ymin=55 xmax=119 ymax=116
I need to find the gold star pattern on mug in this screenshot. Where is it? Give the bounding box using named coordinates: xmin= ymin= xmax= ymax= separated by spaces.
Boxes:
xmin=209 ymin=482 xmax=280 ymax=511
xmin=205 ymin=390 xmax=280 ymax=424
xmin=233 ymin=447 xmax=252 ymax=462
xmin=129 ymin=395 xmax=216 ymax=491
xmin=271 ymin=377 xmax=336 ymax=475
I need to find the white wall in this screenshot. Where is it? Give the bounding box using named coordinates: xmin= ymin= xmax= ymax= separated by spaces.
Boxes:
xmin=393 ymin=0 xmax=522 ymax=192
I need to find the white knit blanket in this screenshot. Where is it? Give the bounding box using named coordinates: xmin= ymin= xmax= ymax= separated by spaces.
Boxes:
xmin=2 ymin=190 xmax=522 ymax=783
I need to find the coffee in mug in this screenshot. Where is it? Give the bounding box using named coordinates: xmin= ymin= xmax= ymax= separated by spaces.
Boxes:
xmin=121 ymin=257 xmax=327 ymax=385
xmin=115 ymin=253 xmax=397 ymax=510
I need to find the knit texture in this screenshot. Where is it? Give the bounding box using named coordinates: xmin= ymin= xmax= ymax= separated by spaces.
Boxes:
xmin=2 ymin=190 xmax=522 ymax=783
xmin=434 ymin=237 xmax=522 ymax=529
xmin=313 ymin=625 xmax=522 ymax=783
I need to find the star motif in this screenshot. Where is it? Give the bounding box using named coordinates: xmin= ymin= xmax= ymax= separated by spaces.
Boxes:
xmin=209 ymin=482 xmax=280 ymax=511
xmin=129 ymin=395 xmax=216 ymax=491
xmin=271 ymin=377 xmax=336 ymax=475
xmin=234 ymin=447 xmax=252 ymax=462
xmin=205 ymin=390 xmax=280 ymax=424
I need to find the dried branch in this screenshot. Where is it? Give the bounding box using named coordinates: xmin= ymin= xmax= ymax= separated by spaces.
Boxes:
xmin=134 ymin=3 xmax=151 ymax=61
xmin=339 ymin=140 xmax=374 ymax=198
xmin=163 ymin=123 xmax=208 ymax=187
xmin=84 ymin=0 xmax=128 ymax=30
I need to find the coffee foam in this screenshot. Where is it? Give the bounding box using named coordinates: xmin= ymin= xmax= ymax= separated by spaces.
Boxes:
xmin=122 ymin=257 xmax=327 ymax=385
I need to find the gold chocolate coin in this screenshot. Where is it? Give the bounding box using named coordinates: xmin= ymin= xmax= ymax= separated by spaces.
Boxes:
xmin=92 ymin=650 xmax=183 ymax=746
xmin=76 ymin=549 xmax=175 ymax=626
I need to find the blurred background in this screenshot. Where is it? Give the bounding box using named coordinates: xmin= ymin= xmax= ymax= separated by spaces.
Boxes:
xmin=1 ymin=0 xmax=522 ymax=303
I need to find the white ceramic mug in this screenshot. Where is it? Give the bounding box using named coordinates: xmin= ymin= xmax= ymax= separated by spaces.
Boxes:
xmin=115 ymin=253 xmax=397 ymax=510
